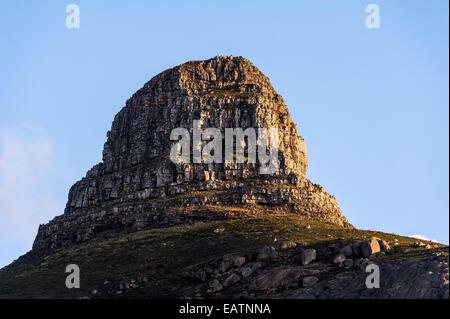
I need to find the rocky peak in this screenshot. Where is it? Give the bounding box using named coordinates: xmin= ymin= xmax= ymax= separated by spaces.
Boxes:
xmin=100 ymin=56 xmax=304 ymax=179
xmin=33 ymin=57 xmax=351 ymax=252
xmin=3 ymin=57 xmax=445 ymax=301
xmin=126 ymin=56 xmax=279 ymax=107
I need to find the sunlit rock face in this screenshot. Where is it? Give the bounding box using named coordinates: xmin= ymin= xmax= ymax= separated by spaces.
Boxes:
xmin=33 ymin=56 xmax=350 ymax=252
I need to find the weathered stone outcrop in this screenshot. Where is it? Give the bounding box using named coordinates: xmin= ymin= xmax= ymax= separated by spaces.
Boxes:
xmin=33 ymin=56 xmax=351 ymax=252
xmin=181 ymin=241 xmax=449 ymax=299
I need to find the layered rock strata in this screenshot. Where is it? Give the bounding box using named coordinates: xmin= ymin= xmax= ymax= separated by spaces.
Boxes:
xmin=33 ymin=56 xmax=351 ymax=252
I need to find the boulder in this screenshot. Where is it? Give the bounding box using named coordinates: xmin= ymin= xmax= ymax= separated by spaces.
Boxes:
xmin=352 ymin=241 xmax=363 ymax=256
xmin=223 ymin=273 xmax=241 ymax=287
xmin=378 ymin=239 xmax=391 ymax=252
xmin=240 ymin=267 xmax=253 ymax=278
xmin=340 ymin=244 xmax=354 ymax=257
xmin=251 ymin=262 xmax=263 ymax=271
xmin=333 ymin=253 xmax=345 ymax=264
xmin=257 ymin=246 xmax=278 ymax=260
xmin=275 ymin=240 xmax=297 ymax=251
xmin=300 ymin=249 xmax=316 ymax=265
xmin=256 ymin=266 xmax=320 ymax=290
xmin=342 ymin=259 xmax=354 ymax=268
xmin=360 ymin=238 xmax=381 ymax=257
xmin=303 ymin=276 xmax=319 ymax=288
xmin=219 ymin=261 xmax=232 ymax=273
xmin=234 ymin=257 xmax=246 ymax=267
xmin=354 ymin=258 xmax=369 ymax=271
xmin=209 ymin=279 xmax=222 ymax=292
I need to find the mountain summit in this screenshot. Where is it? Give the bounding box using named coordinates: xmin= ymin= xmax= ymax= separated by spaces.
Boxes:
xmin=33 ymin=56 xmax=351 ymax=252
xmin=1 ymin=57 xmax=447 ymax=299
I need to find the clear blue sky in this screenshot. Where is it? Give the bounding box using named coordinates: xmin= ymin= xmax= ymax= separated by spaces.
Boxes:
xmin=0 ymin=0 xmax=448 ymax=268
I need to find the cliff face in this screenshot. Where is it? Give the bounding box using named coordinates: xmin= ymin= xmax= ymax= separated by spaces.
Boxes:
xmin=32 ymin=56 xmax=351 ymax=252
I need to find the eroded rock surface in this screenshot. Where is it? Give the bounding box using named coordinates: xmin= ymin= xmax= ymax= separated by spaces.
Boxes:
xmin=33 ymin=56 xmax=351 ymax=252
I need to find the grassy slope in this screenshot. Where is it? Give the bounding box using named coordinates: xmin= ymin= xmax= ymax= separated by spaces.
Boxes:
xmin=0 ymin=212 xmax=445 ymax=299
